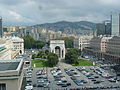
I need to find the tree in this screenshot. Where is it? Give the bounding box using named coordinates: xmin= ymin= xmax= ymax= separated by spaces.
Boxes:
xmin=47 ymin=53 xmax=59 ymax=67
xmin=34 ymin=41 xmax=46 ymax=49
xmin=23 ymin=35 xmax=35 ymax=49
xmin=65 ymin=48 xmax=79 ymax=64
xmin=55 ymin=37 xmax=73 ymax=48
xmin=37 ymin=51 xmax=45 ymax=58
xmin=45 ymin=50 xmax=49 ymax=55
xmin=78 ymin=49 xmax=81 ymax=56
xmin=23 ymin=35 xmax=46 ymax=49
xmin=64 ymin=38 xmax=73 ymax=48
xmin=32 ymin=54 xmax=37 ymax=59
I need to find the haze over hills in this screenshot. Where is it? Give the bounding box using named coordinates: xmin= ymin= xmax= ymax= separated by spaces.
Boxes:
xmin=34 ymin=21 xmax=96 ymax=35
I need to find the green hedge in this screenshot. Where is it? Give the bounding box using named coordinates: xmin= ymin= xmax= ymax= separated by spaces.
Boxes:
xmin=72 ymin=58 xmax=93 ymax=66
xmin=32 ymin=59 xmax=48 ymax=68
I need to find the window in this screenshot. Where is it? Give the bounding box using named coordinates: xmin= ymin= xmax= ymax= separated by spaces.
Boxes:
xmin=0 ymin=84 xmax=6 ymax=90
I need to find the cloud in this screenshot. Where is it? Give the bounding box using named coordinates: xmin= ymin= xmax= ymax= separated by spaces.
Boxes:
xmin=0 ymin=0 xmax=120 ymax=25
xmin=99 ymin=0 xmax=119 ymax=5
xmin=8 ymin=11 xmax=35 ymax=23
xmin=9 ymin=11 xmax=22 ymax=21
xmin=0 ymin=0 xmax=29 ymax=5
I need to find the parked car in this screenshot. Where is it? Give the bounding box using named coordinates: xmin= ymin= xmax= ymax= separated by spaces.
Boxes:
xmin=43 ymin=82 xmax=50 ymax=88
xmin=33 ymin=84 xmax=37 ymax=87
xmin=74 ymin=80 xmax=84 ymax=86
xmin=57 ymin=81 xmax=71 ymax=87
xmin=56 ymin=81 xmax=66 ymax=86
xmin=94 ymin=81 xmax=101 ymax=84
xmin=108 ymin=78 xmax=116 ymax=82
xmin=91 ymin=79 xmax=96 ymax=82
xmin=94 ymin=76 xmax=99 ymax=78
xmin=71 ymin=76 xmax=77 ymax=80
xmin=25 ymin=85 xmax=33 ymax=90
xmin=88 ymin=76 xmax=94 ymax=79
xmin=37 ymin=83 xmax=44 ymax=87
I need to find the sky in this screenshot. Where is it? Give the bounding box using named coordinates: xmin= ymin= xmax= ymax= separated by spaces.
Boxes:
xmin=0 ymin=0 xmax=120 ymax=25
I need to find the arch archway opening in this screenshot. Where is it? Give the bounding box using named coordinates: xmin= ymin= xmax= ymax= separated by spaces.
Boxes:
xmin=55 ymin=46 xmax=61 ymax=58
xmin=62 ymin=50 xmax=64 ymax=58
xmin=20 ymin=50 xmax=22 ymax=54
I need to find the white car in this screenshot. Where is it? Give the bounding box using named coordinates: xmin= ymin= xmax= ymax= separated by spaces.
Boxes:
xmin=25 ymin=85 xmax=33 ymax=90
xmin=37 ymin=79 xmax=44 ymax=83
xmin=102 ymin=73 xmax=108 ymax=77
xmin=73 ymin=74 xmax=80 ymax=77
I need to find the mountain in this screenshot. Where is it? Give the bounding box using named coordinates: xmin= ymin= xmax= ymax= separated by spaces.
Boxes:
xmin=34 ymin=21 xmax=96 ymax=34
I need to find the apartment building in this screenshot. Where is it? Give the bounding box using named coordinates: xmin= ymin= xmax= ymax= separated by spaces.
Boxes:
xmin=101 ymin=37 xmax=112 ymax=52
xmin=84 ymin=36 xmax=111 ymax=59
xmin=0 ymin=37 xmax=24 ymax=60
xmin=104 ymin=36 xmax=120 ymax=63
xmin=11 ymin=37 xmax=24 ymax=55
xmin=74 ymin=35 xmax=93 ymax=51
xmin=90 ymin=36 xmax=102 ymax=51
xmin=84 ymin=36 xmax=120 ymax=64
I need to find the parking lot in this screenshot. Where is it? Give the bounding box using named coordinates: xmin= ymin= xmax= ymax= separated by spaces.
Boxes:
xmin=25 ymin=65 xmax=120 ymax=90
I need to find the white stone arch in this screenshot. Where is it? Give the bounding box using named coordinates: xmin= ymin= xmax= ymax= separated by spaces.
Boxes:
xmin=50 ymin=40 xmax=65 ymax=59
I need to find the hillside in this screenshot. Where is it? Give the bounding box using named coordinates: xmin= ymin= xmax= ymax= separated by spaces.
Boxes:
xmin=34 ymin=21 xmax=96 ymax=34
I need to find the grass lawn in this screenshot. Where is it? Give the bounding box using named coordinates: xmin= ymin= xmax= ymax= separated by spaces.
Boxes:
xmin=32 ymin=59 xmax=49 ymax=68
xmin=72 ymin=58 xmax=93 ymax=66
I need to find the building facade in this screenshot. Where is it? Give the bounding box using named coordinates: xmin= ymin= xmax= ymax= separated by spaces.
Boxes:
xmin=3 ymin=26 xmax=26 ymax=37
xmin=11 ymin=37 xmax=24 ymax=55
xmin=0 ymin=59 xmax=24 ymax=90
xmin=104 ymin=20 xmax=111 ymax=36
xmin=0 ymin=38 xmax=12 ymax=60
xmin=96 ymin=20 xmax=111 ymax=36
xmin=84 ymin=36 xmax=120 ymax=64
xmin=0 ymin=17 xmax=3 ymax=38
xmin=0 ymin=37 xmax=24 ymax=60
xmin=101 ymin=37 xmax=112 ymax=52
xmin=111 ymin=13 xmax=120 ymax=36
xmin=89 ymin=36 xmax=112 ymax=53
xmin=17 ymin=26 xmax=88 ymax=42
xmin=17 ymin=27 xmax=63 ymax=42
xmin=84 ymin=36 xmax=111 ymax=59
xmin=90 ymin=37 xmax=102 ymax=51
xmin=105 ymin=36 xmax=120 ymax=63
xmin=74 ymin=35 xmax=93 ymax=51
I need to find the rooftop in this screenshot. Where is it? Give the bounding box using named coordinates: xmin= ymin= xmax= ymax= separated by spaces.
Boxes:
xmin=50 ymin=40 xmax=64 ymax=44
xmin=0 ymin=62 xmax=19 ymax=71
xmin=101 ymin=37 xmax=112 ymax=40
xmin=0 ymin=59 xmax=23 ymax=78
xmin=0 ymin=59 xmax=22 ymax=72
xmin=11 ymin=36 xmax=24 ymax=42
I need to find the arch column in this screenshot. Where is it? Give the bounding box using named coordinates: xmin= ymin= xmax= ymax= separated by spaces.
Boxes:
xmin=53 ymin=49 xmax=55 ymax=53
xmin=63 ymin=49 xmax=65 ymax=58
xmin=60 ymin=49 xmax=62 ymax=58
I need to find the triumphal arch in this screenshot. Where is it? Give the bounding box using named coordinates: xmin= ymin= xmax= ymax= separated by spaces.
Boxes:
xmin=50 ymin=40 xmax=65 ymax=59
